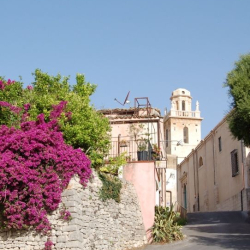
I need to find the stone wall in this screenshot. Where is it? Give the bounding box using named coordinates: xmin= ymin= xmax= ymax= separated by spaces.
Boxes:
xmin=215 ymin=189 xmax=250 ymax=212
xmin=215 ymin=191 xmax=242 ymax=211
xmin=0 ymin=172 xmax=147 ymax=250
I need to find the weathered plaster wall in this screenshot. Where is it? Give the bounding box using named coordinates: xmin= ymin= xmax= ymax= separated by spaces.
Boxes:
xmin=123 ymin=162 xmax=155 ymax=240
xmin=0 ymin=172 xmax=147 ymax=250
xmin=177 ymin=118 xmax=249 ymax=213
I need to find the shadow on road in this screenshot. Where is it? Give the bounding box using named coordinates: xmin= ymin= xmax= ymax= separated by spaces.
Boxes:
xmin=143 ymin=212 xmax=250 ymax=250
xmin=185 ymin=223 xmax=250 ymax=234
xmin=188 ymin=234 xmax=250 ymax=250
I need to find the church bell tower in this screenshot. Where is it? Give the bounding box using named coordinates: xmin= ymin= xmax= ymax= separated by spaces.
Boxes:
xmin=163 ymin=88 xmax=203 ymax=164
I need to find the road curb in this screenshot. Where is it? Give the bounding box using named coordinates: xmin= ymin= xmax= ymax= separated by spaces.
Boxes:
xmin=146 ymin=235 xmax=189 ymax=248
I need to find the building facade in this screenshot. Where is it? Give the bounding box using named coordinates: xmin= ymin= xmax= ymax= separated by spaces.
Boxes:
xmin=100 ymin=89 xmax=203 ymax=210
xmin=99 ymin=106 xmax=163 ymax=161
xmin=177 ymin=115 xmax=250 ymax=212
xmin=99 ymin=102 xmax=178 ymax=208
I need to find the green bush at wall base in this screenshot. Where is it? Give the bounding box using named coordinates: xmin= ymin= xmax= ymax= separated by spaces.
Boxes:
xmin=98 ymin=172 xmax=122 ymax=203
xmin=176 ymin=217 xmax=187 ymax=226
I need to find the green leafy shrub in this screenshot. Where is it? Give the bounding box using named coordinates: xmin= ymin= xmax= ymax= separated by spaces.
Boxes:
xmin=0 ymin=70 xmax=111 ymax=168
xmin=150 ymin=205 xmax=184 ymax=243
xmin=176 ymin=217 xmax=187 ymax=226
xmin=98 ymin=172 xmax=122 ymax=203
xmin=100 ymin=152 xmax=127 ymax=175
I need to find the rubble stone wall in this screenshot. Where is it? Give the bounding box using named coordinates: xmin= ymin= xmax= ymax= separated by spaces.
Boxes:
xmin=0 ymin=172 xmax=147 ymax=250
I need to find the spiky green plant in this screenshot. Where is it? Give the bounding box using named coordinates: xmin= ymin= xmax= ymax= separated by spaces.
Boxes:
xmin=150 ymin=205 xmax=184 ymax=243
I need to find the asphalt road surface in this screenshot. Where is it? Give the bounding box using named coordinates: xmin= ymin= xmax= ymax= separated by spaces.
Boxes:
xmin=144 ymin=211 xmax=250 ymax=250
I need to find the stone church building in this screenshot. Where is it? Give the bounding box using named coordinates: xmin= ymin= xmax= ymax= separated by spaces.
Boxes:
xmin=177 ymin=114 xmax=250 ymax=213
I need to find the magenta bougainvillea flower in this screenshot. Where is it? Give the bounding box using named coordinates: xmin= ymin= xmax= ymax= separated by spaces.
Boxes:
xmin=0 ymin=101 xmax=22 ymax=114
xmin=50 ymin=101 xmax=68 ymax=120
xmin=0 ymin=79 xmax=15 ymax=90
xmin=0 ymin=101 xmax=92 ymax=249
xmin=6 ymin=79 xmax=15 ymax=85
xmin=45 ymin=240 xmax=54 ymax=250
xmin=0 ymin=80 xmax=4 ymax=90
xmin=27 ymin=85 xmax=33 ymax=90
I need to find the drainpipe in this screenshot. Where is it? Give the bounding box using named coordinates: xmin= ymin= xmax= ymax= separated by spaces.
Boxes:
xmin=241 ymin=190 xmax=243 ymax=211
xmin=118 ymin=134 xmax=121 ymax=156
xmin=195 ymin=149 xmax=200 ymax=211
xmin=160 ymin=168 xmax=164 ymax=206
xmin=193 ymin=152 xmax=197 ymax=210
xmin=241 ymin=139 xmax=246 ymax=211
xmin=212 ymin=130 xmax=216 ymax=185
xmin=166 ymin=191 xmax=172 ymax=206
xmin=162 ymin=168 xmax=166 ymax=206
xmin=241 ymin=140 xmax=246 ymax=188
xmin=192 ymin=148 xmax=199 ymax=211
xmin=157 ymin=119 xmax=160 ymax=148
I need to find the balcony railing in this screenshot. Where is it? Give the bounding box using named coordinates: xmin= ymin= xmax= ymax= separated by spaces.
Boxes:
xmin=166 ymin=110 xmax=200 ymax=118
xmin=175 ymin=202 xmax=187 ymax=219
xmin=107 ymin=137 xmax=163 ymax=162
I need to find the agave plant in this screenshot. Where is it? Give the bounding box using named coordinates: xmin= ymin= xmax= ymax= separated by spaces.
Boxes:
xmin=150 ymin=205 xmax=184 ymax=243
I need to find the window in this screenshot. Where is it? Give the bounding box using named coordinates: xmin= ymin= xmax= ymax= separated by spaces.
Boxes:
xmin=183 ymin=127 xmax=189 ymax=143
xmin=182 ymin=100 xmax=185 ymax=111
xmin=176 ymin=101 xmax=179 ymax=110
xmin=199 ymin=157 xmax=203 ymax=167
xmin=166 ymin=129 xmax=169 ymax=147
xmin=218 ymin=137 xmax=222 ymax=152
xmin=231 ymin=149 xmax=239 ymax=177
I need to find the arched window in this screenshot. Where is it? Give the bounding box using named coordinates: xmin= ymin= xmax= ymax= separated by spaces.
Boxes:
xmin=199 ymin=157 xmax=203 ymax=167
xmin=182 ymin=100 xmax=185 ymax=111
xmin=183 ymin=127 xmax=189 ymax=143
xmin=176 ymin=101 xmax=179 ymax=110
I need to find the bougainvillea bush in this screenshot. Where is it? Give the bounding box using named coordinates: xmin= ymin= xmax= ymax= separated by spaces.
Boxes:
xmin=0 ymin=101 xmax=92 ymax=249
xmin=0 ymin=71 xmax=111 ymax=168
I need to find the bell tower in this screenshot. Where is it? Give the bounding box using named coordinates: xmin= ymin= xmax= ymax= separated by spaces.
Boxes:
xmin=163 ymin=88 xmax=203 ymax=164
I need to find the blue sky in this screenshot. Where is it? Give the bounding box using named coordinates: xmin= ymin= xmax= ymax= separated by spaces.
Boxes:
xmin=1 ymin=0 xmax=250 ymax=138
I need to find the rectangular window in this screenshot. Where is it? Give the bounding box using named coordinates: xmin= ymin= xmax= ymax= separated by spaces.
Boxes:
xmin=218 ymin=137 xmax=222 ymax=152
xmin=183 ymin=127 xmax=189 ymax=143
xmin=231 ymin=149 xmax=239 ymax=177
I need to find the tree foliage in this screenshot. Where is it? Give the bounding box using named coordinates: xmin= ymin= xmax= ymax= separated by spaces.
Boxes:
xmin=0 ymin=78 xmax=24 ymax=127
xmin=224 ymin=53 xmax=250 ymax=145
xmin=99 ymin=152 xmax=127 ymax=175
xmin=0 ymin=70 xmax=111 ymax=167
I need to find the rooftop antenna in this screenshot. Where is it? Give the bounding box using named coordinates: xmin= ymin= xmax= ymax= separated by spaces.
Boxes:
xmin=114 ymin=91 xmax=130 ymax=106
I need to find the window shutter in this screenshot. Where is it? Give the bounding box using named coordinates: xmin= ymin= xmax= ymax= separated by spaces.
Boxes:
xmin=231 ymin=149 xmax=239 ymax=177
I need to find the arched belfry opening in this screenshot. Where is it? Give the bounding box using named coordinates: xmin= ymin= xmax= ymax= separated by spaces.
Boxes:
xmin=182 ymin=100 xmax=185 ymax=111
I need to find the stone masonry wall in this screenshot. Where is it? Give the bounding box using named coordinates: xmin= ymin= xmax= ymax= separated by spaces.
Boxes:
xmin=216 ymin=191 xmax=242 ymax=212
xmin=0 ymin=171 xmax=147 ymax=250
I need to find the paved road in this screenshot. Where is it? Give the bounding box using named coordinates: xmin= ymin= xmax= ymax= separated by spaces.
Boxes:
xmin=144 ymin=211 xmax=250 ymax=250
